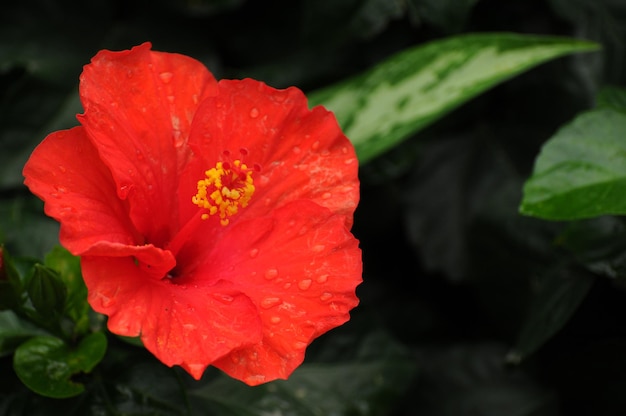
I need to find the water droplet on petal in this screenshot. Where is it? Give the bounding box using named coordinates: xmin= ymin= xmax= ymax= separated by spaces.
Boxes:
xmin=249 ymin=107 xmax=259 ymax=118
xmin=321 ymin=192 xmax=331 ymax=200
xmin=98 ymin=294 xmax=113 ymax=307
xmin=264 ymin=268 xmax=278 ymax=279
xmin=344 ymin=158 xmax=355 ymax=165
xmin=293 ymin=341 xmax=308 ymax=349
xmin=213 ymin=293 xmax=234 ymax=303
xmin=159 ymin=71 xmax=174 ymax=83
xmin=316 ymin=274 xmax=329 ymax=283
xmin=311 ymin=140 xmax=320 ymax=151
xmin=320 ymin=292 xmax=333 ymax=301
xmin=173 ymin=130 xmax=184 ymax=148
xmin=292 ymin=146 xmax=301 ymax=154
xmin=283 ymin=282 xmax=292 ymax=289
xmin=249 ymin=248 xmax=259 ymax=258
xmin=298 ymin=279 xmax=312 ymax=291
xmin=167 ymin=95 xmax=175 ymax=104
xmin=58 ymin=165 xmax=67 ymax=173
xmin=261 ymin=297 xmax=282 ymax=309
xmin=312 ymin=244 xmax=325 ymax=253
xmin=270 ymin=316 xmax=281 ymax=324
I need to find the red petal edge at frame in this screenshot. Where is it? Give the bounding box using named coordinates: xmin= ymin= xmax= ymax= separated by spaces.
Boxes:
xmin=22 ymin=43 xmax=362 ymax=385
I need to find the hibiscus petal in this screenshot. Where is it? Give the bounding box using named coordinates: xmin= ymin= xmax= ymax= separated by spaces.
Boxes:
xmin=22 ymin=127 xmax=141 ymax=254
xmin=81 ymin=255 xmax=262 ymax=379
xmin=185 ymin=79 xmax=359 ymax=227
xmin=78 ymin=43 xmax=218 ymax=247
xmin=203 ymin=200 xmax=362 ymax=385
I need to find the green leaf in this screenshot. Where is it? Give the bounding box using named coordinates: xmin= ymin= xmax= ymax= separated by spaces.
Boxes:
xmin=520 ymin=108 xmax=626 ymax=220
xmin=507 ymin=267 xmax=594 ymax=363
xmin=596 ymin=85 xmax=626 ymax=113
xmin=13 ymin=332 xmax=107 ymax=399
xmin=308 ymin=32 xmax=599 ymax=163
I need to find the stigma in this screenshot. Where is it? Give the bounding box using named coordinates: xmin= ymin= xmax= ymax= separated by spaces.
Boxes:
xmin=192 ymin=158 xmax=256 ymax=226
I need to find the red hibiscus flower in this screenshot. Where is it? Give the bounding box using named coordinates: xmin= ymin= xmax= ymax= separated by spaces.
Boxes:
xmin=22 ymin=43 xmax=361 ymax=385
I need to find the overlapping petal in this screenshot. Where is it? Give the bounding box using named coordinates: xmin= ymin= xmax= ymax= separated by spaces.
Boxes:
xmin=78 ymin=43 xmax=218 ymax=247
xmin=81 ymin=255 xmax=262 ymax=378
xmin=182 ymin=79 xmax=359 ymax=227
xmin=22 ymin=127 xmax=140 ymax=254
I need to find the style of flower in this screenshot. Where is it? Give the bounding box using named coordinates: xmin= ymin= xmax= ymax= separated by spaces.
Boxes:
xmin=22 ymin=43 xmax=361 ymax=385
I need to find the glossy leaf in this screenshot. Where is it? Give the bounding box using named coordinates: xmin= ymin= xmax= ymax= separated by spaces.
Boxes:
xmin=13 ymin=332 xmax=107 ymax=398
xmin=308 ymin=33 xmax=599 ymax=163
xmin=520 ymin=108 xmax=626 ymax=220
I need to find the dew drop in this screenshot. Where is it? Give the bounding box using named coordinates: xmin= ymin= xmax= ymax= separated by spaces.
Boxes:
xmin=135 ymin=149 xmax=144 ymax=160
xmin=341 ymin=146 xmax=349 ymax=154
xmin=249 ymin=107 xmax=259 ymax=118
xmin=344 ymin=158 xmax=356 ymax=165
xmin=293 ymin=341 xmax=308 ymax=349
xmin=172 ymin=130 xmax=184 ymax=148
xmin=261 ymin=297 xmax=282 ymax=309
xmin=292 ymin=146 xmax=301 ymax=154
xmin=58 ymin=165 xmax=67 ymax=173
xmin=316 ymin=274 xmax=329 ymax=283
xmin=298 ymin=225 xmax=308 ymax=236
xmin=167 ymin=95 xmax=175 ymax=104
xmin=159 ymin=71 xmax=174 ymax=83
xmin=270 ymin=316 xmax=281 ymax=324
xmin=99 ymin=294 xmax=113 ymax=307
xmin=321 ymin=192 xmax=331 ymax=200
xmin=249 ymin=248 xmax=259 ymax=258
xmin=213 ymin=293 xmax=234 ymax=303
xmin=298 ymin=279 xmax=312 ymax=291
xmin=312 ymin=244 xmax=325 ymax=253
xmin=283 ymin=282 xmax=292 ymax=289
xmin=49 ymin=192 xmax=60 ymax=199
xmin=183 ymin=323 xmax=197 ymax=330
xmin=54 ymin=185 xmax=67 ymax=194
xmin=320 ymin=292 xmax=333 ymax=301
xmin=311 ymin=140 xmax=320 ymax=151
xmin=264 ymin=268 xmax=278 ymax=279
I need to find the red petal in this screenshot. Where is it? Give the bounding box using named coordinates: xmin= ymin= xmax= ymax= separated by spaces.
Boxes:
xmin=184 ymin=79 xmax=359 ymax=228
xmin=82 ymin=255 xmax=262 ymax=379
xmin=22 ymin=127 xmax=141 ymax=254
xmin=202 ymin=200 xmax=362 ymax=385
xmin=78 ymin=43 xmax=218 ymax=247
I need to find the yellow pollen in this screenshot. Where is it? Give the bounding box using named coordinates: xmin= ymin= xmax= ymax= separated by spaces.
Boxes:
xmin=192 ymin=160 xmax=255 ymax=226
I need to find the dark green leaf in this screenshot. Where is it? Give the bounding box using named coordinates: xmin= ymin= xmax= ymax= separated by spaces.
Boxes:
xmin=13 ymin=332 xmax=107 ymax=399
xmin=596 ymin=85 xmax=626 ymax=113
xmin=190 ymin=331 xmax=416 ymax=416
xmin=508 ymin=267 xmax=594 ymax=362
xmin=0 ymin=311 xmax=49 ymax=357
xmin=0 ymin=247 xmax=24 ymax=310
xmin=308 ymin=33 xmax=599 ymax=163
xmin=520 ymin=108 xmax=626 ymax=220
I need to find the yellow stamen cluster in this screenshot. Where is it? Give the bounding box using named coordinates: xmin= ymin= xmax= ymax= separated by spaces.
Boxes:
xmin=192 ymin=160 xmax=255 ymax=226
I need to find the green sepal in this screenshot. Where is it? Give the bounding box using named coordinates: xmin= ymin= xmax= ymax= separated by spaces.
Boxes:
xmin=26 ymin=264 xmax=67 ymax=319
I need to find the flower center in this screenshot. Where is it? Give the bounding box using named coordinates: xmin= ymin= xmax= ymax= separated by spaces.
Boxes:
xmin=192 ymin=158 xmax=256 ymax=226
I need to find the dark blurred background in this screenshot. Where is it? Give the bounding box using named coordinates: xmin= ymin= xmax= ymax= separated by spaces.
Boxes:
xmin=3 ymin=0 xmax=626 ymax=415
